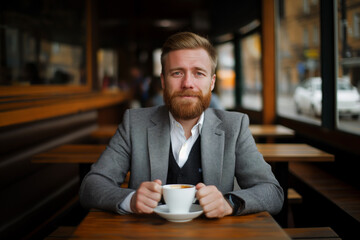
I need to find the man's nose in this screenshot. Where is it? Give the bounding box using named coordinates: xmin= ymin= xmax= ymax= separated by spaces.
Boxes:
xmin=181 ymin=73 xmax=195 ymax=88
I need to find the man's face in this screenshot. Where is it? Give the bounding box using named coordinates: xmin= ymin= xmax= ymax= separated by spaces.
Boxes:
xmin=161 ymin=48 xmax=216 ymax=120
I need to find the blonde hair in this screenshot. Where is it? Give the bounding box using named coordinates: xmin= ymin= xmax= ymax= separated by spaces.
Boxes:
xmin=161 ymin=32 xmax=217 ymax=75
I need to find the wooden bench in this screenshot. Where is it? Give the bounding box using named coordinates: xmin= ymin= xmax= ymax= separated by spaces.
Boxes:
xmin=44 ymin=226 xmax=76 ymax=240
xmin=284 ymin=227 xmax=341 ymax=239
xmin=289 ymin=162 xmax=360 ymax=239
xmin=288 ymin=188 xmax=302 ymax=204
xmin=290 ymin=163 xmax=360 ymax=223
xmin=32 ymin=143 xmax=334 ymax=164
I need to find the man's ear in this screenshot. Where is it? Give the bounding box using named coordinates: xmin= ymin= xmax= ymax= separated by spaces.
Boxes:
xmin=211 ymin=74 xmax=216 ymax=91
xmin=160 ymin=73 xmax=165 ymax=89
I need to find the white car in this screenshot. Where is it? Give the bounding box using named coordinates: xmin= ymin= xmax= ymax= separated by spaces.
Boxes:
xmin=294 ymin=77 xmax=360 ymax=119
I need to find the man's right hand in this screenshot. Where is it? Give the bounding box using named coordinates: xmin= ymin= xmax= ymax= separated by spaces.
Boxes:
xmin=130 ymin=179 xmax=162 ymax=214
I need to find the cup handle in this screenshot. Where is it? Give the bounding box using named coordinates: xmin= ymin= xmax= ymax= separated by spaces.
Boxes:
xmin=193 ymin=189 xmax=198 ymax=203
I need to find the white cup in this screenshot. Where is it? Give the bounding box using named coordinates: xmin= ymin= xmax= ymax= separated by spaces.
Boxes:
xmin=162 ymin=184 xmax=196 ymax=214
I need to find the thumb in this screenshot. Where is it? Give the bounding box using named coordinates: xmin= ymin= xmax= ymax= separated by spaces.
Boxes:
xmin=196 ymin=182 xmax=206 ymax=190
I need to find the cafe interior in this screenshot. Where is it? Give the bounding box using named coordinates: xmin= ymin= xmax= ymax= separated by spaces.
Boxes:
xmin=1 ymin=0 xmax=360 ymax=239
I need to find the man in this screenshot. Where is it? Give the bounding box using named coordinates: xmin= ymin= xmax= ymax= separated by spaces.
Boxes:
xmin=80 ymin=32 xmax=284 ymax=218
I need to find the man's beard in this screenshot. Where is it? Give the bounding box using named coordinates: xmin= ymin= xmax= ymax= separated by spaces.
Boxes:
xmin=163 ymin=87 xmax=212 ymax=120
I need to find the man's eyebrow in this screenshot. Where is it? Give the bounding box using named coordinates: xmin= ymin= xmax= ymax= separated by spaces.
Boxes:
xmin=194 ymin=67 xmax=208 ymax=72
xmin=168 ymin=67 xmax=184 ymax=72
xmin=168 ymin=66 xmax=209 ymax=73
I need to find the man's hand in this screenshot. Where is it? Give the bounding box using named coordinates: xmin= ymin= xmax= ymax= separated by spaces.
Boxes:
xmin=130 ymin=179 xmax=162 ymax=214
xmin=196 ymin=183 xmax=233 ymax=218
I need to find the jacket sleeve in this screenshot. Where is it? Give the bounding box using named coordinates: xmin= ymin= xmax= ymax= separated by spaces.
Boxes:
xmin=231 ymin=114 xmax=284 ymax=215
xmin=79 ymin=109 xmax=135 ymax=214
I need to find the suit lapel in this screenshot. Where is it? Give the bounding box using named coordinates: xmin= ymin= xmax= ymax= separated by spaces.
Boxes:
xmin=201 ymin=109 xmax=224 ymax=186
xmin=148 ymin=107 xmax=171 ymax=184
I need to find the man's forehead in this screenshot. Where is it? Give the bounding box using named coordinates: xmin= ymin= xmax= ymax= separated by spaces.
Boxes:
xmin=165 ymin=49 xmax=212 ymax=69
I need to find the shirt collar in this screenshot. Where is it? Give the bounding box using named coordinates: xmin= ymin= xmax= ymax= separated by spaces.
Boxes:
xmin=169 ymin=111 xmax=204 ymax=134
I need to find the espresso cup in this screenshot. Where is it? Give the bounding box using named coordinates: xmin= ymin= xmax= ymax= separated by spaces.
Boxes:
xmin=162 ymin=184 xmax=196 ymax=214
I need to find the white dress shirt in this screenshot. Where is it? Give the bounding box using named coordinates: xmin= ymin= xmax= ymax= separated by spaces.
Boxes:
xmin=119 ymin=111 xmax=204 ymax=213
xmin=169 ymin=112 xmax=204 ymax=168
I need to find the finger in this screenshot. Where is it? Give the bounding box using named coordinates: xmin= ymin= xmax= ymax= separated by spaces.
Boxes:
xmin=132 ymin=190 xmax=161 ymax=214
xmin=136 ymin=182 xmax=162 ymax=204
xmin=197 ymin=185 xmax=216 ymax=200
xmin=152 ymin=179 xmax=162 ymax=193
xmin=139 ymin=194 xmax=160 ymax=209
xmin=196 ymin=182 xmax=206 ymax=190
xmin=146 ymin=181 xmax=162 ymax=194
xmin=153 ymin=179 xmax=162 ymax=186
xmin=203 ymin=199 xmax=227 ymax=218
xmin=133 ymin=198 xmax=158 ymax=214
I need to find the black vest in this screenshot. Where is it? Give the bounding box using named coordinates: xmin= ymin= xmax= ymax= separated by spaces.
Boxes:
xmin=166 ymin=136 xmax=203 ymax=185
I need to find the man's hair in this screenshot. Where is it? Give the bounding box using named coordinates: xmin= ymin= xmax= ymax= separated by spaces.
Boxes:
xmin=161 ymin=32 xmax=217 ymax=75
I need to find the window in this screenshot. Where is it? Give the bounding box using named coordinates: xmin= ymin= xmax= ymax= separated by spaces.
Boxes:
xmin=153 ymin=48 xmax=162 ymax=77
xmin=303 ymin=28 xmax=309 ymax=47
xmin=303 ymin=0 xmax=310 ymax=14
xmin=240 ymin=32 xmax=263 ymax=111
xmin=313 ymin=25 xmax=319 ymax=45
xmin=0 ymin=0 xmax=86 ymax=87
xmin=337 ymin=1 xmax=360 ymax=135
xmin=353 ymin=13 xmax=360 ymax=39
xmin=276 ymin=0 xmax=321 ymax=125
xmin=98 ymin=49 xmax=118 ymax=89
xmin=216 ymin=42 xmax=236 ymax=109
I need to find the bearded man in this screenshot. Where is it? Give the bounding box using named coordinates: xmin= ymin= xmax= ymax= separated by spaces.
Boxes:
xmin=80 ymin=32 xmax=284 ymax=218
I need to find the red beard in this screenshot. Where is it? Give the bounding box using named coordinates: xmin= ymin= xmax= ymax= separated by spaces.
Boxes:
xmin=163 ymin=88 xmax=212 ymax=120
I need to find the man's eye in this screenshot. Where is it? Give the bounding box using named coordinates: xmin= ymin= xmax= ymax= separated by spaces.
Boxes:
xmin=172 ymin=72 xmax=182 ymax=77
xmin=196 ymin=72 xmax=205 ymax=77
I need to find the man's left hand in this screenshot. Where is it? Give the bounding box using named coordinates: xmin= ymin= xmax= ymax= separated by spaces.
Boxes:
xmin=195 ymin=183 xmax=233 ymax=218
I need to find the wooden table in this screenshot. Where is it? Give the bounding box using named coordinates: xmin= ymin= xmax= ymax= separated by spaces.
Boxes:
xmin=249 ymin=125 xmax=294 ymax=139
xmin=68 ymin=211 xmax=290 ymax=239
xmin=90 ymin=124 xmax=295 ymax=141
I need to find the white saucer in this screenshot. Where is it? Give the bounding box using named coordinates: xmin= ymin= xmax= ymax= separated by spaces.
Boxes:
xmin=154 ymin=204 xmax=203 ymax=222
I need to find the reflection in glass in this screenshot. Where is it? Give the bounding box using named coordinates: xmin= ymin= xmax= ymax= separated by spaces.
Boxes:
xmin=153 ymin=48 xmax=162 ymax=77
xmin=0 ymin=0 xmax=86 ymax=86
xmin=216 ymin=42 xmax=235 ymax=109
xmin=276 ymin=0 xmax=321 ymax=125
xmin=240 ymin=32 xmax=262 ymax=111
xmin=98 ymin=49 xmax=118 ymax=90
xmin=337 ymin=0 xmax=360 ymax=134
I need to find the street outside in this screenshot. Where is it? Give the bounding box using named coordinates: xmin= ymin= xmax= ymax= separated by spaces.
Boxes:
xmin=241 ymin=94 xmax=360 ymax=134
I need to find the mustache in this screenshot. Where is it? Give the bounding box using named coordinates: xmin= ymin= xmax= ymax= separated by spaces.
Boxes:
xmin=172 ymin=90 xmax=202 ymax=98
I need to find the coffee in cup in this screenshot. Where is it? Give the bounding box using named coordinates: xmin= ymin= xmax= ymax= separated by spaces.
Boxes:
xmin=162 ymin=184 xmax=196 ymax=214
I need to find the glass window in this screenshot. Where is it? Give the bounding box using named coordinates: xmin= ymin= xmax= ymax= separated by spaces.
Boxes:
xmin=276 ymin=0 xmax=321 ymax=125
xmin=303 ymin=28 xmax=309 ymax=47
xmin=313 ymin=25 xmax=319 ymax=45
xmin=0 ymin=0 xmax=86 ymax=86
xmin=353 ymin=13 xmax=360 ymax=39
xmin=216 ymin=42 xmax=236 ymax=109
xmin=152 ymin=48 xmax=162 ymax=77
xmin=98 ymin=49 xmax=118 ymax=90
xmin=240 ymin=32 xmax=263 ymax=111
xmin=337 ymin=0 xmax=360 ymax=135
xmin=303 ymin=0 xmax=310 ymax=14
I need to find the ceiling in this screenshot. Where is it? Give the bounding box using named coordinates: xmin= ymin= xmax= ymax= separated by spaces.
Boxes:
xmin=97 ymin=0 xmax=212 ymax=49
xmin=2 ymin=0 xmax=261 ymax=55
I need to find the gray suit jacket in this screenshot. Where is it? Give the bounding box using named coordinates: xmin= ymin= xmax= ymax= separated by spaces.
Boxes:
xmin=79 ymin=106 xmax=284 ymax=215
